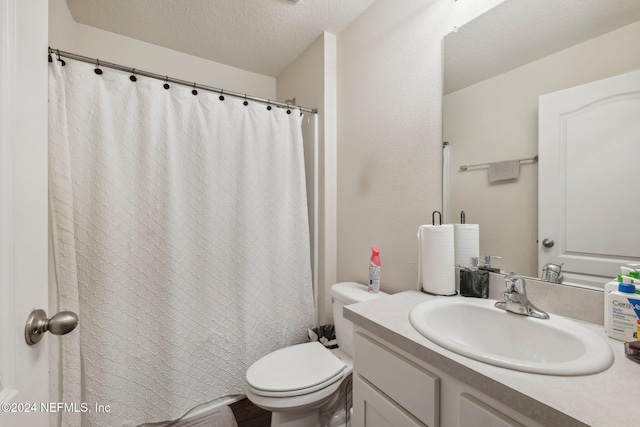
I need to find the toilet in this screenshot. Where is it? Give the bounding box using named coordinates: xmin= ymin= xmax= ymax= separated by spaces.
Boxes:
xmin=245 ymin=282 xmax=387 ymax=427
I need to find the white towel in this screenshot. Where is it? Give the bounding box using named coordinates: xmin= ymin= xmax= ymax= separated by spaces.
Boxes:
xmin=488 ymin=160 xmax=520 ymax=182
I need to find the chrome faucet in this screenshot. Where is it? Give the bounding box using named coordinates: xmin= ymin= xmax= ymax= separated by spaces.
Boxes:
xmin=541 ymin=262 xmax=564 ymax=284
xmin=494 ymin=274 xmax=549 ymax=319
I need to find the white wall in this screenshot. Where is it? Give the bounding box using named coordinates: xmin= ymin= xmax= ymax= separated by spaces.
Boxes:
xmin=335 ymin=0 xmax=504 ymax=294
xmin=277 ymin=33 xmax=337 ymax=324
xmin=444 ymin=20 xmax=640 ymax=277
xmin=49 ymin=0 xmax=276 ymax=99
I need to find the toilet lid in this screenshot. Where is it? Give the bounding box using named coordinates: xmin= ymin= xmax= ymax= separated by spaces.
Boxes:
xmin=246 ymin=342 xmax=346 ymax=393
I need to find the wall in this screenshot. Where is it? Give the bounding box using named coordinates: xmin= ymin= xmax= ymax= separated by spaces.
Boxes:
xmin=444 ymin=20 xmax=640 ymax=277
xmin=49 ymin=0 xmax=276 ymax=99
xmin=277 ymin=33 xmax=338 ymax=324
xmin=335 ymin=0 xmax=504 ymax=294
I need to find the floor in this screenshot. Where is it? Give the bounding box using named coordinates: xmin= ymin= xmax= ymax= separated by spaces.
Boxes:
xmin=229 ymin=398 xmax=271 ymax=427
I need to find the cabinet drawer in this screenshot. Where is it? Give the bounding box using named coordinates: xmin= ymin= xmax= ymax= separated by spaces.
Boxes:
xmin=460 ymin=393 xmax=523 ymax=427
xmin=354 ymin=332 xmax=439 ymax=427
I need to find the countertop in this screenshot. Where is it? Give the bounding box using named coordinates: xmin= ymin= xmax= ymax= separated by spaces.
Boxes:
xmin=344 ymin=290 xmax=639 ymax=427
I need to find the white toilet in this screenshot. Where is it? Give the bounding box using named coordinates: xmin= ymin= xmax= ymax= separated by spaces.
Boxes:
xmin=245 ymin=282 xmax=387 ymax=427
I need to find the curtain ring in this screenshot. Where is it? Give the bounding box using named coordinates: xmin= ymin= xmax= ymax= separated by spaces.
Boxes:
xmin=219 ymin=89 xmax=225 ymax=101
xmin=56 ymin=49 xmax=66 ymax=67
xmin=48 ymin=47 xmax=53 ymax=63
xmin=163 ymin=76 xmax=170 ymax=90
xmin=266 ymin=100 xmax=272 ymax=111
xmin=192 ymin=82 xmax=198 ymax=96
xmin=129 ymin=68 xmax=137 ymax=82
xmin=243 ymin=94 xmax=249 ymax=106
xmin=94 ymin=58 xmax=102 ymax=75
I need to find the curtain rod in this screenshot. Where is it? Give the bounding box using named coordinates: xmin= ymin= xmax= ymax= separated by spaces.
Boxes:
xmin=48 ymin=48 xmax=318 ymax=114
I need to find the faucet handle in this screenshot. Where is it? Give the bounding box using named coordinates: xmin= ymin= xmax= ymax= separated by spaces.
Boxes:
xmin=541 ymin=262 xmax=564 ymax=283
xmin=504 ymin=274 xmax=526 ymax=294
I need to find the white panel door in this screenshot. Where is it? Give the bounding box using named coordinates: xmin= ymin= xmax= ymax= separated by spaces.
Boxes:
xmin=539 ymin=69 xmax=640 ymax=287
xmin=0 ymin=1 xmax=50 ymax=426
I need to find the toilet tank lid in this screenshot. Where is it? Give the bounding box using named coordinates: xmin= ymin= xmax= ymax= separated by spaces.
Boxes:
xmin=330 ymin=282 xmax=388 ymax=304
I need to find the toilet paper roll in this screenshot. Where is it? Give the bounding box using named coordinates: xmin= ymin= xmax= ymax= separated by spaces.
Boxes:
xmin=453 ymin=224 xmax=480 ymax=268
xmin=417 ymin=224 xmax=456 ymax=295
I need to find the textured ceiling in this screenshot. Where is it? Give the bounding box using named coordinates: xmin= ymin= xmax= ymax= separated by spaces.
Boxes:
xmin=65 ymin=0 xmax=375 ymax=77
xmin=444 ymin=0 xmax=640 ymax=94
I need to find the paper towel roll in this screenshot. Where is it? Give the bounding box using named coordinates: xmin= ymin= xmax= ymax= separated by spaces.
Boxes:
xmin=453 ymin=224 xmax=480 ymax=268
xmin=417 ymin=224 xmax=456 ymax=295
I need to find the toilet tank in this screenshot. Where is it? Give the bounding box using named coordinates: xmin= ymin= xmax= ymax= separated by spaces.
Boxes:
xmin=331 ymin=282 xmax=388 ymax=358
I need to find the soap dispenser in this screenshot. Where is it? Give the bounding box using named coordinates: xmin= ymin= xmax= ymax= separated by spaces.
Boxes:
xmin=460 ymin=257 xmax=489 ymax=298
xmin=480 ymin=254 xmax=502 ymax=273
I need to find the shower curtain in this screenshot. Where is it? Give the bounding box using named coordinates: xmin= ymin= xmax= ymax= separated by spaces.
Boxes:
xmin=48 ymin=59 xmax=315 ymax=427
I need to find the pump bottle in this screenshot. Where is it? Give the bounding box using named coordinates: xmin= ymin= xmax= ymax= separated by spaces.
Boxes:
xmin=605 ymin=278 xmax=640 ymax=342
xmin=460 ymin=257 xmax=489 ymax=298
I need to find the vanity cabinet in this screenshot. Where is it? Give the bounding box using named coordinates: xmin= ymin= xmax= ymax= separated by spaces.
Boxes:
xmin=353 ymin=331 xmax=439 ymax=427
xmin=352 ymin=330 xmax=541 ymax=427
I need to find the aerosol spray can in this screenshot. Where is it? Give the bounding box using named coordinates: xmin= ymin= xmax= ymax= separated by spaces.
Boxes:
xmin=368 ymin=247 xmax=381 ymax=293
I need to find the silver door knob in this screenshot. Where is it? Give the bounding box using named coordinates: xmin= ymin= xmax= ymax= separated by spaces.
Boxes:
xmin=542 ymin=238 xmax=555 ymax=248
xmin=25 ymin=309 xmax=78 ymax=345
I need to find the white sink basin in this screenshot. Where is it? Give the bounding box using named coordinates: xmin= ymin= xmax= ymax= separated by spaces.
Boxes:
xmin=409 ymin=297 xmax=613 ymax=376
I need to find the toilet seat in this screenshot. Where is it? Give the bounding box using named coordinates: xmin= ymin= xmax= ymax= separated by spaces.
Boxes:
xmin=247 ymin=342 xmax=346 ymax=398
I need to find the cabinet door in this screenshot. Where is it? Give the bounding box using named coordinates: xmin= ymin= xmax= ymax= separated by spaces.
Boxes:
xmin=355 ymin=333 xmax=439 ymax=426
xmin=460 ymin=393 xmax=523 ymax=427
xmin=353 ymin=375 xmax=426 ymax=427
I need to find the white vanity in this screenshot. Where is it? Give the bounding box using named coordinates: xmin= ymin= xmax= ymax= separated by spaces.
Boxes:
xmin=345 ymin=291 xmax=638 ymax=427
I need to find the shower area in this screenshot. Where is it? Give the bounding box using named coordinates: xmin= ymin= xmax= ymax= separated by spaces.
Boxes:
xmin=47 ymin=51 xmax=319 ymax=427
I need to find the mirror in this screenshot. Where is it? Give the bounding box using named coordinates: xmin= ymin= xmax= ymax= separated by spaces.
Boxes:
xmin=443 ymin=0 xmax=640 ymax=286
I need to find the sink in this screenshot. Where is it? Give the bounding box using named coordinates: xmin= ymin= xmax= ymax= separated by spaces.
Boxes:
xmin=409 ymin=297 xmax=613 ymax=375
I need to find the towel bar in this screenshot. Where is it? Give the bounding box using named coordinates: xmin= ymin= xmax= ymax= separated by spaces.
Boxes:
xmin=459 ymin=155 xmax=538 ymax=171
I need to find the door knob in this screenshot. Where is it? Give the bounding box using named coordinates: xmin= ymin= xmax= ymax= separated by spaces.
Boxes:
xmin=542 ymin=238 xmax=555 ymax=248
xmin=25 ymin=309 xmax=78 ymax=345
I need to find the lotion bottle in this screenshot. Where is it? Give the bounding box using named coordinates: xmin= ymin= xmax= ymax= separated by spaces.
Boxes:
xmin=618 ymin=266 xmax=640 ymax=282
xmin=368 ymin=247 xmax=381 ymax=293
xmin=605 ymin=279 xmax=640 ymax=342
xmin=604 ymin=275 xmax=640 ymax=331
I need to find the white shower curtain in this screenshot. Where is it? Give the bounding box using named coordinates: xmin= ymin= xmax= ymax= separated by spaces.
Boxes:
xmin=48 ymin=59 xmax=315 ymax=427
